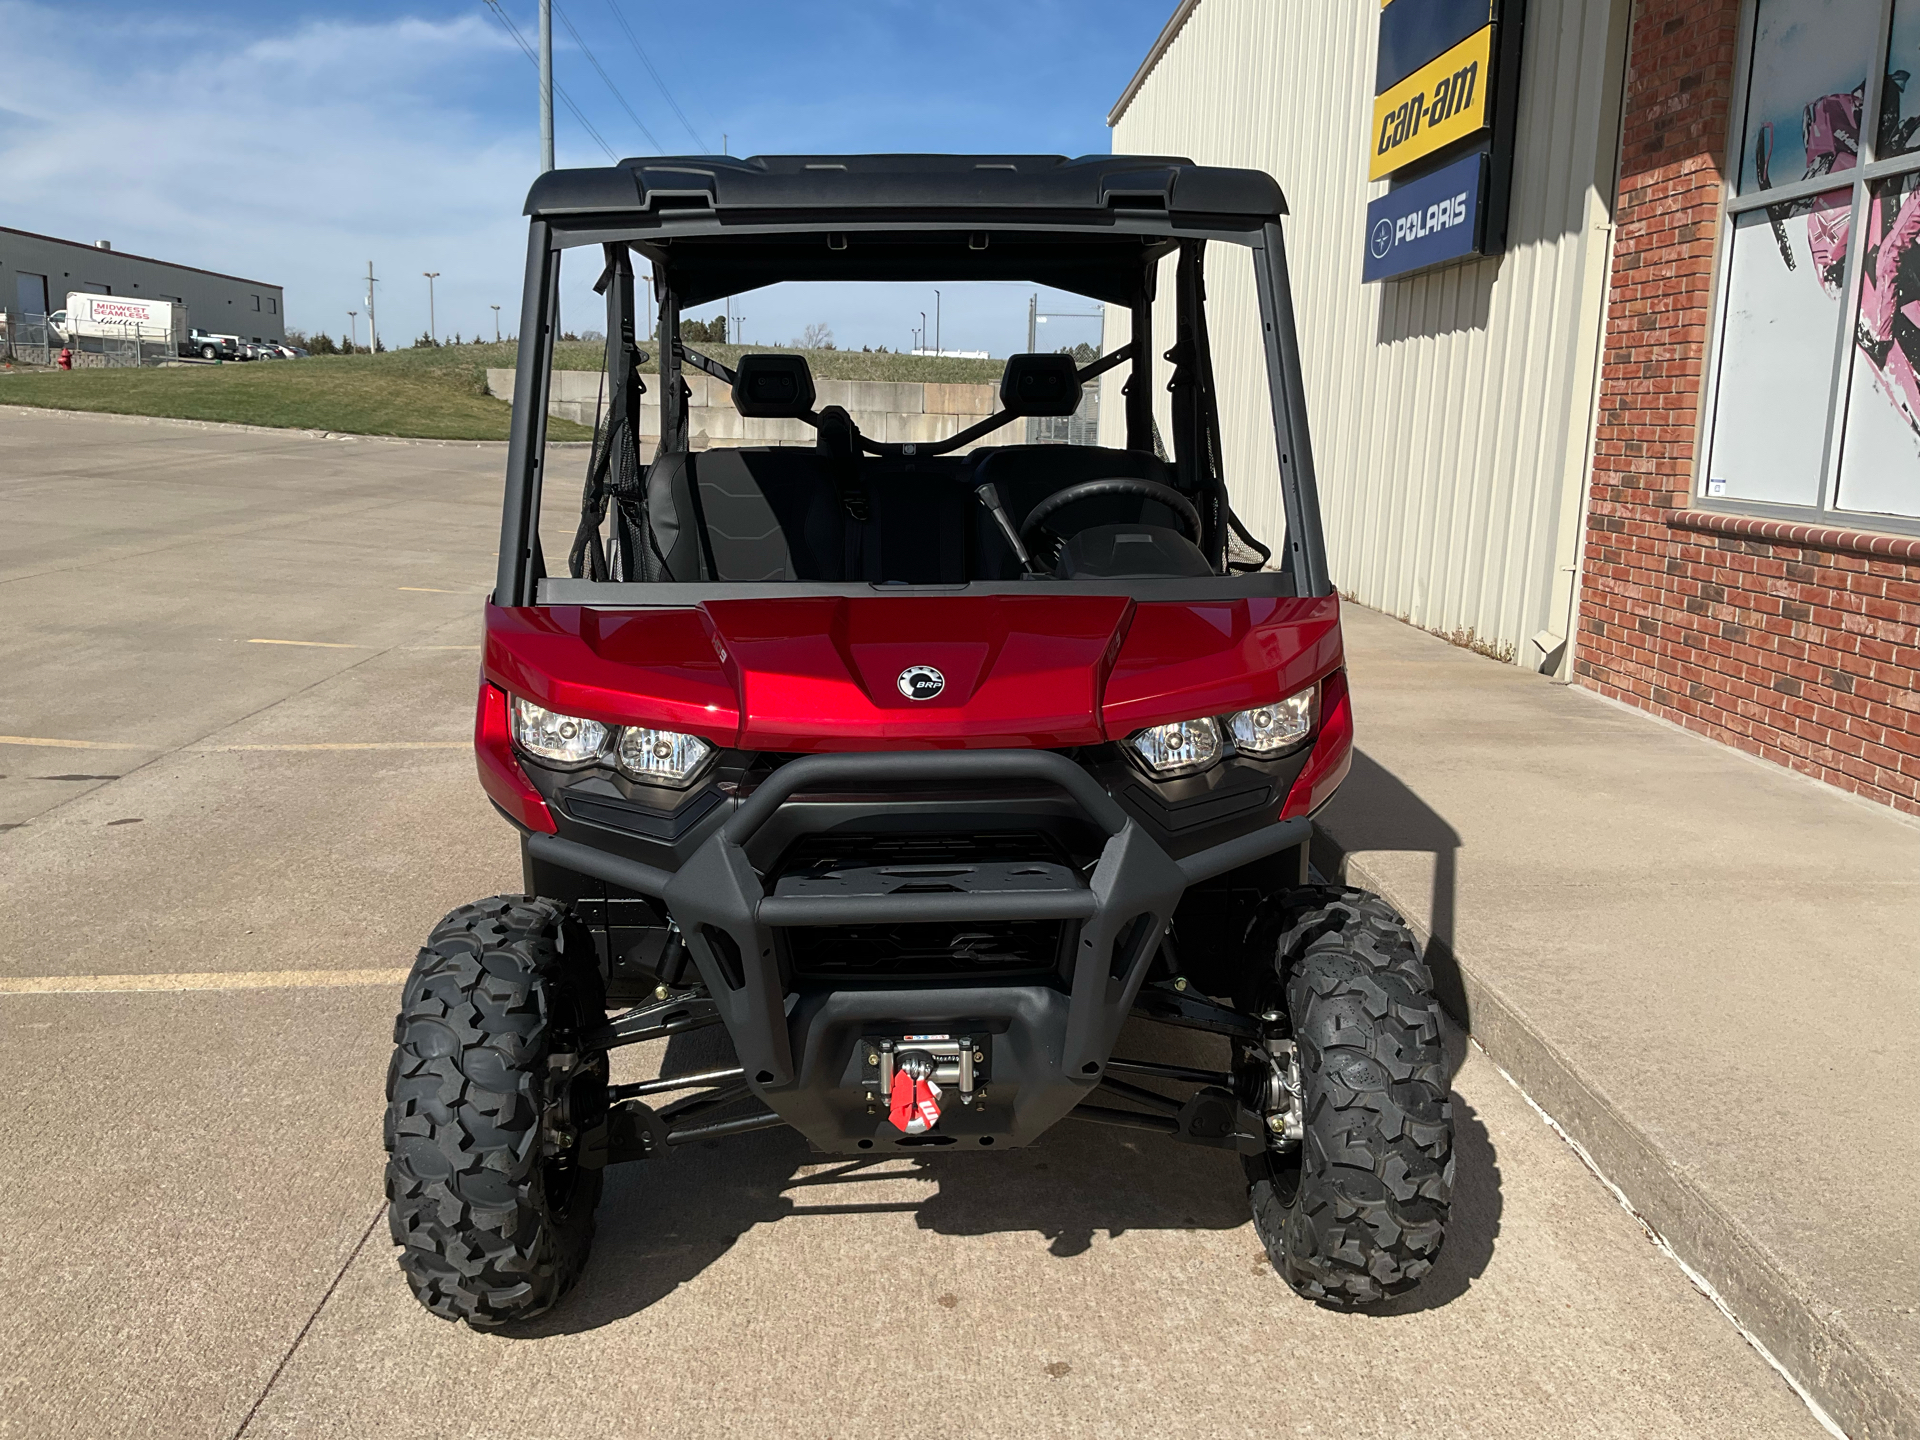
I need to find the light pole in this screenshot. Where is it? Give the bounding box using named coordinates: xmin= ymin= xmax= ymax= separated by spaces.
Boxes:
xmin=423 ymin=272 xmax=440 ymax=345
xmin=491 ymin=304 xmax=502 ymax=343
xmin=934 ymin=289 xmax=941 ymax=357
xmin=919 ymin=311 xmax=926 ymax=355
xmin=539 ymin=0 xmax=554 ymax=173
xmin=347 ymin=310 xmax=357 ymax=352
xmin=365 ymin=261 xmax=379 ymax=353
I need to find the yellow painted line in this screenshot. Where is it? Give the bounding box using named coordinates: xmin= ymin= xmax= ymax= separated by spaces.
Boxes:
xmin=403 ymin=645 xmax=481 ymax=652
xmin=199 ymin=741 xmax=466 ymax=752
xmin=0 ymin=735 xmax=158 ymax=751
xmin=0 ymin=967 xmax=413 ymax=995
xmin=247 ymin=638 xmax=368 ymax=649
xmin=398 ymin=586 xmax=455 ymax=593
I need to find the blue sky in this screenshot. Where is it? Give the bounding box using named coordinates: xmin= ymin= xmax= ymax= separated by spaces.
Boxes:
xmin=0 ymin=1 xmax=1174 ymax=353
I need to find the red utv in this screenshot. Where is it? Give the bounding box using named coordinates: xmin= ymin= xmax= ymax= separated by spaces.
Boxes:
xmin=384 ymin=153 xmax=1453 ymax=1327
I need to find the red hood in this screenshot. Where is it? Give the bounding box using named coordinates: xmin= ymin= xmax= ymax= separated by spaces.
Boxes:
xmin=484 ymin=592 xmax=1340 ymax=751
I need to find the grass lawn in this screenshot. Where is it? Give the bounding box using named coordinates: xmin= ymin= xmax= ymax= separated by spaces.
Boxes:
xmin=0 ymin=342 xmax=1006 ymax=440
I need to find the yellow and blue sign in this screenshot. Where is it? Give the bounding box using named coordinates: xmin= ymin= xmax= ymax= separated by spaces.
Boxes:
xmin=1364 ymin=0 xmax=1519 ymax=282
xmin=1363 ymin=151 xmax=1487 ymax=283
xmin=1370 ymin=23 xmax=1495 ymax=181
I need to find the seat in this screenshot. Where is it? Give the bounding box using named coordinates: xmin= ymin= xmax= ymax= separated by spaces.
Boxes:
xmin=640 ymin=446 xmax=973 ymax=584
xmin=965 ymin=445 xmax=1196 ymax=579
xmin=641 ymin=449 xmax=848 ymax=581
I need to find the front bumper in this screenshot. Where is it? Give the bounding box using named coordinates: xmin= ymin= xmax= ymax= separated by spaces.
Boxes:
xmin=526 ymin=749 xmax=1306 ymax=1153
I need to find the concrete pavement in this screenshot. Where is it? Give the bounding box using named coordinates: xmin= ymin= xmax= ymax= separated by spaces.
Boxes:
xmin=1 ymin=410 xmax=1832 ymax=1438
xmin=1317 ymin=604 xmax=1920 ymax=1440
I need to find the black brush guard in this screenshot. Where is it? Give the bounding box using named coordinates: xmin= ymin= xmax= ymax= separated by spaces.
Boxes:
xmin=526 ymin=750 xmax=1306 ymax=1153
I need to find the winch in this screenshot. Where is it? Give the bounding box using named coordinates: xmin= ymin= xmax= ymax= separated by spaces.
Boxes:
xmin=862 ymin=1033 xmax=990 ymax=1131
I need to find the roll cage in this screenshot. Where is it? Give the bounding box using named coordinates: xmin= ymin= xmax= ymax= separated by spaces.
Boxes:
xmin=494 ymin=153 xmax=1331 ymax=606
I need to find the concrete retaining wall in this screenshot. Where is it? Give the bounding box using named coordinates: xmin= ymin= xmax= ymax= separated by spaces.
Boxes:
xmin=486 ymin=368 xmax=1023 ymax=452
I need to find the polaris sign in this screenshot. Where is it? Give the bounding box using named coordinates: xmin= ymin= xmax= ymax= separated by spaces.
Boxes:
xmin=1362 ymin=151 xmax=1487 ymax=284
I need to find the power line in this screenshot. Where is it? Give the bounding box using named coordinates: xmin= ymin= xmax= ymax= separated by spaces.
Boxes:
xmin=486 ymin=0 xmax=615 ymax=161
xmin=603 ymin=0 xmax=711 ymax=152
xmin=483 ymin=0 xmax=618 ymax=163
xmin=552 ymin=1 xmax=663 ymax=154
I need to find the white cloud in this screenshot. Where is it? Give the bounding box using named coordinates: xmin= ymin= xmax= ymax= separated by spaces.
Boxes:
xmin=0 ymin=2 xmax=558 ymax=341
xmin=0 ymin=2 xmax=1129 ymax=355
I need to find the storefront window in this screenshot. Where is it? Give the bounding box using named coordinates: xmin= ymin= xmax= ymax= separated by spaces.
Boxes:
xmin=1704 ymin=0 xmax=1920 ymax=525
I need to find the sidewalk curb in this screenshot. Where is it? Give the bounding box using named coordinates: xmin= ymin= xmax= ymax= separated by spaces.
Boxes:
xmin=1312 ymin=828 xmax=1915 ymax=1440
xmin=0 ymin=403 xmax=595 ymax=448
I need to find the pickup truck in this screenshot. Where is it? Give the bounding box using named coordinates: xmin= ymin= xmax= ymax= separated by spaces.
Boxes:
xmin=184 ymin=330 xmax=238 ymax=360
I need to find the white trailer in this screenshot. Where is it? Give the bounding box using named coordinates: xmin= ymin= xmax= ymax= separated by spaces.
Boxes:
xmin=50 ymin=293 xmax=189 ymax=348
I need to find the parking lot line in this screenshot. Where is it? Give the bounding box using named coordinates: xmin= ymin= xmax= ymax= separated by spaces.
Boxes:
xmin=196 ymin=741 xmax=468 ymax=752
xmin=0 ymin=735 xmax=159 ymax=750
xmin=247 ymin=638 xmax=370 ymax=648
xmin=0 ymin=968 xmax=413 ymax=995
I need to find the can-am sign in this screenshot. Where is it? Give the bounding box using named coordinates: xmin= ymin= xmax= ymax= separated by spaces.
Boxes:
xmin=1361 ymin=0 xmax=1524 ymax=284
xmin=1370 ymin=19 xmax=1494 ymax=181
xmin=1363 ymin=152 xmax=1486 ymax=283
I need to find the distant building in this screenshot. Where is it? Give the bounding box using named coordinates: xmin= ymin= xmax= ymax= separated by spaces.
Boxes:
xmin=0 ymin=227 xmax=284 ymax=343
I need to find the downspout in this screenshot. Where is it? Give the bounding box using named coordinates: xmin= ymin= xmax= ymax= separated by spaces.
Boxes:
xmin=1550 ymin=0 xmax=1634 ymax=682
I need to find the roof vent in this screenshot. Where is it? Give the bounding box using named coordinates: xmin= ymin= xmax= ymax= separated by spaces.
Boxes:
xmin=95 ymin=240 xmax=111 ymax=250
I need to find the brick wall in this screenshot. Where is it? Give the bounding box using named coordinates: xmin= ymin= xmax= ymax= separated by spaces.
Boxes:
xmin=1575 ymin=0 xmax=1920 ymax=817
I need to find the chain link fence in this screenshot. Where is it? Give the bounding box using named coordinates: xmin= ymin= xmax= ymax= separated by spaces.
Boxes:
xmin=4 ymin=313 xmax=52 ymax=367
xmin=1026 ymin=382 xmax=1100 ymax=446
xmin=69 ymin=333 xmax=147 ymax=368
xmin=3 ymin=312 xmax=175 ymax=368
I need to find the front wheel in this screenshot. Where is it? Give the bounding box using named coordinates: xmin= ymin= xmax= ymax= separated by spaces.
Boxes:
xmin=384 ymin=896 xmax=609 ymax=1328
xmin=1245 ymin=887 xmax=1453 ymax=1306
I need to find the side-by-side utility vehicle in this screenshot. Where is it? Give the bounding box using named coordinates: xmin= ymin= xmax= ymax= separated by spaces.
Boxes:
xmin=383 ymin=153 xmax=1454 ymax=1327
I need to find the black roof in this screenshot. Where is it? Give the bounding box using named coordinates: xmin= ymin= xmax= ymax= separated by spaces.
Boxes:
xmin=523 ymin=153 xmax=1286 ymax=225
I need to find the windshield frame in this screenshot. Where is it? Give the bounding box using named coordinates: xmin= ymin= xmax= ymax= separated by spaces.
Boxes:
xmin=496 ymin=210 xmax=1328 ymax=606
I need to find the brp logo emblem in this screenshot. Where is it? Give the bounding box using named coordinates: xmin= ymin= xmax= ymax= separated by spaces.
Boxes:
xmin=1370 ymin=217 xmax=1394 ymax=259
xmin=897 ymin=665 xmax=945 ymax=701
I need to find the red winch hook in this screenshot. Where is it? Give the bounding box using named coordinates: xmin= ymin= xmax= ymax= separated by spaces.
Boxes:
xmin=887 ymin=1050 xmax=943 ymax=1133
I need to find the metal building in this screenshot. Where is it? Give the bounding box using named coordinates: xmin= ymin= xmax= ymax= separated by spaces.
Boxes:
xmin=1 ymin=227 xmax=285 ymax=349
xmin=1103 ymin=0 xmax=1630 ymax=674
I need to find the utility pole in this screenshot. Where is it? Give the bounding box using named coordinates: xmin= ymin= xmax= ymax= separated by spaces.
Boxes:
xmin=423 ymin=272 xmax=440 ymax=343
xmin=1028 ymin=293 xmax=1037 ymax=352
xmin=347 ymin=311 xmax=357 ymax=352
xmin=365 ymin=263 xmax=380 ymax=353
xmin=723 ymin=132 xmax=729 ymax=155
xmin=934 ymin=289 xmax=941 ymax=356
xmin=539 ymin=0 xmax=555 ymax=173
xmin=491 ymin=304 xmax=502 ymax=342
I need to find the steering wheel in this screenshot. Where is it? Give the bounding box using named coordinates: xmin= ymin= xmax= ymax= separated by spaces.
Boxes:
xmin=1018 ymin=477 xmax=1202 ymax=550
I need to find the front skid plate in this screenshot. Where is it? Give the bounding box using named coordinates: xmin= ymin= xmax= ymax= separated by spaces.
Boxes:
xmin=768 ymin=985 xmax=1090 ymax=1152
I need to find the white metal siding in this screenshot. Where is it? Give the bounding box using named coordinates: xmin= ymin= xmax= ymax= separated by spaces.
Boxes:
xmin=1106 ymin=0 xmax=1628 ymax=667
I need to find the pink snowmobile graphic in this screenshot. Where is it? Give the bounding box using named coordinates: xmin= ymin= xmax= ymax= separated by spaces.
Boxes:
xmin=1754 ymin=75 xmax=1920 ymax=437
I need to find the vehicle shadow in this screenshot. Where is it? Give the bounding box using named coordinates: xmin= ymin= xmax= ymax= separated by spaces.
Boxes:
xmin=515 ymin=999 xmax=1500 ymax=1336
xmin=1311 ymin=747 xmax=1468 ymax=1027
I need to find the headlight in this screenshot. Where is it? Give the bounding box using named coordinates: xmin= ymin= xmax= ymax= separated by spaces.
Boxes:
xmin=510 ymin=696 xmax=611 ymax=766
xmin=1128 ymin=716 xmax=1222 ymax=777
xmin=616 ymin=726 xmax=714 ymax=786
xmin=1227 ymin=687 xmax=1315 ymax=755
